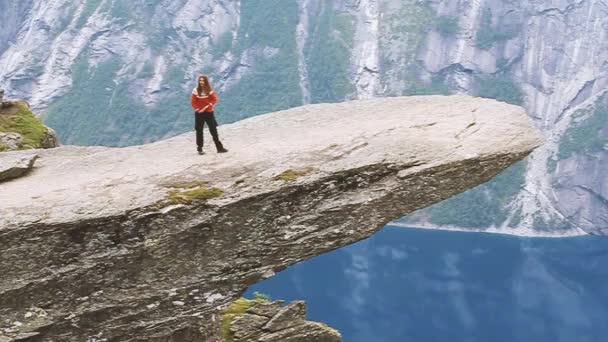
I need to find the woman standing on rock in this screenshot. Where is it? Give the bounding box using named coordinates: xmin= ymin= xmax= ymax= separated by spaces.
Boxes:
xmin=191 ymin=75 xmax=228 ymax=155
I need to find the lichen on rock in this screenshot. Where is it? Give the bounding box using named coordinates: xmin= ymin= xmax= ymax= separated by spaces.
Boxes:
xmin=274 ymin=168 xmax=314 ymax=182
xmin=167 ymin=186 xmax=224 ymax=204
xmin=148 ymin=181 xmax=225 ymax=209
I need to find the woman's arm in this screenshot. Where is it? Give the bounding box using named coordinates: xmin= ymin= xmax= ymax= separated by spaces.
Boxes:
xmin=191 ymin=94 xmax=199 ymax=112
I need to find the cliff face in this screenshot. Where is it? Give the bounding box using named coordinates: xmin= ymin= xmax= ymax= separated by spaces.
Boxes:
xmin=0 ymin=96 xmax=541 ymax=341
xmin=406 ymin=0 xmax=608 ymax=235
xmin=0 ymin=1 xmax=602 ymax=230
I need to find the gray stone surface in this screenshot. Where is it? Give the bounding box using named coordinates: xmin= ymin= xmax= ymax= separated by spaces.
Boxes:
xmin=231 ymin=314 xmax=269 ymax=340
xmin=263 ymin=301 xmax=306 ymax=332
xmin=40 ymin=126 xmax=59 ymax=149
xmin=0 ymin=151 xmax=37 ymax=183
xmin=0 ymin=96 xmax=542 ymax=341
xmin=258 ymin=322 xmax=341 ymax=342
xmin=247 ymin=301 xmax=285 ymax=318
xmin=0 ymin=133 xmax=23 ymax=151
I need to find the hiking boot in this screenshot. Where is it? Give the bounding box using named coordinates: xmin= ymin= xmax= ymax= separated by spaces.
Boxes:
xmin=217 ymin=147 xmax=228 ymax=153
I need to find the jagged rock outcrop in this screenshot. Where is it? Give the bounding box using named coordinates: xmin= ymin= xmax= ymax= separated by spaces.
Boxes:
xmin=0 ymin=152 xmax=38 ymax=183
xmin=224 ymin=299 xmax=341 ymax=341
xmin=0 ymin=96 xmax=541 ymax=341
xmin=39 ymin=127 xmax=59 ymax=149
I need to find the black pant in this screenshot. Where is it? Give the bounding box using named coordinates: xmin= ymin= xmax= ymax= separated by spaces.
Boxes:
xmin=194 ymin=111 xmax=224 ymax=150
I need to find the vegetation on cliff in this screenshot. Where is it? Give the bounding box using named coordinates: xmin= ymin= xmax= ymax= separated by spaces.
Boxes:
xmin=410 ymin=161 xmax=527 ymax=228
xmin=558 ymin=94 xmax=608 ymax=159
xmin=0 ymin=101 xmax=49 ymax=149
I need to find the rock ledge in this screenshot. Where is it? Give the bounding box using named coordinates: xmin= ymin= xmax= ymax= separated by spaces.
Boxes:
xmin=0 ymin=96 xmax=542 ymax=341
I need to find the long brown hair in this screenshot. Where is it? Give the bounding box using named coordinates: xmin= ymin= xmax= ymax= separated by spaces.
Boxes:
xmin=197 ymin=75 xmax=212 ymax=96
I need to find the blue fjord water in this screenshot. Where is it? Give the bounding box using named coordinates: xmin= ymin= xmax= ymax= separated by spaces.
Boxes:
xmin=246 ymin=226 xmax=608 ymax=342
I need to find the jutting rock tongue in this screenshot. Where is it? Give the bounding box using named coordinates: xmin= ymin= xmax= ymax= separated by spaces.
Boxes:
xmin=0 ymin=96 xmax=542 ymax=341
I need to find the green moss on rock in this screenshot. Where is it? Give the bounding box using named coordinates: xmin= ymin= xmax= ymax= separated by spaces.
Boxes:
xmin=0 ymin=101 xmax=49 ymax=149
xmin=274 ymin=168 xmax=313 ymax=182
xmin=148 ymin=182 xmax=224 ymax=210
xmin=167 ymin=186 xmax=224 ymax=205
xmin=221 ymin=296 xmax=271 ymax=342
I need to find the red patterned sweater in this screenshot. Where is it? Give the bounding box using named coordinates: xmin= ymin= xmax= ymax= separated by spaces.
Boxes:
xmin=191 ymin=88 xmax=218 ymax=113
